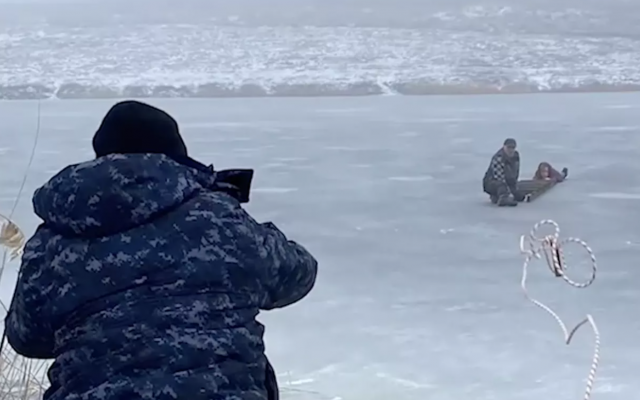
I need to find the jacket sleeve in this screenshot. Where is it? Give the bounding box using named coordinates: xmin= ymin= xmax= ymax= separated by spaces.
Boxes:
xmin=550 ymin=167 xmax=565 ymax=182
xmin=254 ymin=220 xmax=318 ymax=310
xmin=5 ymin=229 xmax=55 ymax=359
xmin=219 ymin=201 xmax=318 ymax=310
xmin=513 ymin=153 xmax=520 ymax=181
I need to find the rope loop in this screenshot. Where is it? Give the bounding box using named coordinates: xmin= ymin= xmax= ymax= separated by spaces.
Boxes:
xmin=519 ymin=219 xmax=600 ymax=400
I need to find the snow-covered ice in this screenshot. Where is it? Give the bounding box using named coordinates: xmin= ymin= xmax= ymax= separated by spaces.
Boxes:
xmin=0 ymin=93 xmax=639 ymax=399
xmin=2 ymin=0 xmax=640 ymax=99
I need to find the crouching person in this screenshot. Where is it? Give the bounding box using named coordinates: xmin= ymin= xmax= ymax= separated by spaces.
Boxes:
xmin=482 ymin=138 xmax=522 ymax=206
xmin=5 ymin=100 xmax=318 ymax=400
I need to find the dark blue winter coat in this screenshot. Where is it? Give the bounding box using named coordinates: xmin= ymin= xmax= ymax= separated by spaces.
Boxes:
xmin=5 ymin=153 xmax=318 ymax=400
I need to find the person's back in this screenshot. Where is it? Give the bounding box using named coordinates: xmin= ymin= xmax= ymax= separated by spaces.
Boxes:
xmin=5 ymin=101 xmax=317 ymax=400
xmin=482 ymin=148 xmax=503 ymax=187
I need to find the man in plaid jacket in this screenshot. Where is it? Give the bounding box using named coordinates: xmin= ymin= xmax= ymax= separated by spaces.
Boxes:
xmin=482 ymin=138 xmax=521 ymax=206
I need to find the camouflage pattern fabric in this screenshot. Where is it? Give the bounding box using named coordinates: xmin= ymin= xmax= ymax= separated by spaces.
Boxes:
xmin=5 ymin=153 xmax=318 ymax=400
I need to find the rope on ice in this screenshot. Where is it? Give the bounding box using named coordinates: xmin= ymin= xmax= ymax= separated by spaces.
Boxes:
xmin=0 ymin=101 xmax=46 ymax=400
xmin=519 ymin=219 xmax=600 ymax=400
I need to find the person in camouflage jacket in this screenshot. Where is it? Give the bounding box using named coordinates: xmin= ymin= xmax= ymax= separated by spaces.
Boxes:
xmin=5 ymin=101 xmax=318 ymax=400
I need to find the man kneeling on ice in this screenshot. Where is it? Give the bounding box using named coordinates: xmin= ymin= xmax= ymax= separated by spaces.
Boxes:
xmin=482 ymin=138 xmax=523 ymax=206
xmin=5 ymin=100 xmax=318 ymax=400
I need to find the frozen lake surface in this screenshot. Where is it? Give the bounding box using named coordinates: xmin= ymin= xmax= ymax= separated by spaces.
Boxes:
xmin=1 ymin=93 xmax=639 ymax=399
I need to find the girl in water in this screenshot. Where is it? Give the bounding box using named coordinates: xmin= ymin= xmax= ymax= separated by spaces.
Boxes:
xmin=533 ymin=162 xmax=568 ymax=182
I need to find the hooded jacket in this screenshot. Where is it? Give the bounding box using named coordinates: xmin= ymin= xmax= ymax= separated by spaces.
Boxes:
xmin=5 ymin=153 xmax=317 ymax=400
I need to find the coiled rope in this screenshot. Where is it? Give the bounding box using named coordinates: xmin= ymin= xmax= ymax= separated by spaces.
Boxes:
xmin=0 ymin=101 xmax=45 ymax=400
xmin=519 ymin=219 xmax=599 ymax=400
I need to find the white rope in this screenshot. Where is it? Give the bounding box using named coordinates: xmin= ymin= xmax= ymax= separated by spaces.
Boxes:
xmin=519 ymin=219 xmax=600 ymax=400
xmin=0 ymin=101 xmax=46 ymax=400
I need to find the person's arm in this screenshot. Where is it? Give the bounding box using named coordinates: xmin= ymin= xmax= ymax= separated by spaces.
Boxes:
xmin=5 ymin=229 xmax=55 ymax=359
xmin=549 ymin=166 xmax=566 ymax=182
xmin=253 ymin=221 xmax=318 ymax=309
xmin=214 ymin=196 xmax=318 ymax=310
